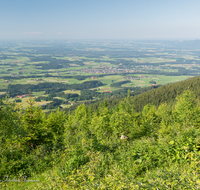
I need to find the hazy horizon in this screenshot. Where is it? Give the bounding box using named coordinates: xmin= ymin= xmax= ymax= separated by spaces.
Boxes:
xmin=1 ymin=0 xmax=200 ymax=40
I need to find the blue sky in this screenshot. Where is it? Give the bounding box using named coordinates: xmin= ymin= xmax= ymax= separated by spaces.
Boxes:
xmin=0 ymin=0 xmax=200 ymax=40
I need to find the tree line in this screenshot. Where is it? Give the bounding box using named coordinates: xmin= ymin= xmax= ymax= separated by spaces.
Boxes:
xmin=6 ymin=80 xmax=104 ymax=97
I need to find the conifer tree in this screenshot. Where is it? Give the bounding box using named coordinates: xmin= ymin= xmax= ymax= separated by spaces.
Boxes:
xmin=91 ymin=100 xmax=112 ymax=142
xmin=173 ymin=90 xmax=196 ymax=126
xmin=22 ymin=92 xmax=47 ymax=148
xmin=0 ymin=98 xmax=22 ymax=145
xmin=44 ymin=107 xmax=67 ymax=150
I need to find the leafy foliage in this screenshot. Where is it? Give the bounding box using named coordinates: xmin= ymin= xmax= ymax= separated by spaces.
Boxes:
xmin=1 ymin=86 xmax=200 ymax=189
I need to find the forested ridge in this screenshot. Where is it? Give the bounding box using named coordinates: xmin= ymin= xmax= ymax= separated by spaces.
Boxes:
xmin=67 ymin=76 xmax=200 ymax=113
xmin=1 ymin=77 xmax=200 ymax=189
xmin=130 ymin=76 xmax=200 ymax=111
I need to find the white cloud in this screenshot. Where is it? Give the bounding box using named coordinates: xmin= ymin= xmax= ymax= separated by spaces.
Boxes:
xmin=57 ymin=32 xmax=66 ymax=34
xmin=22 ymin=32 xmax=43 ymax=34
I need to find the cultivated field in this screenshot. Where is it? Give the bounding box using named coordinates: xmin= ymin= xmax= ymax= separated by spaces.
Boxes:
xmin=0 ymin=40 xmax=199 ymax=109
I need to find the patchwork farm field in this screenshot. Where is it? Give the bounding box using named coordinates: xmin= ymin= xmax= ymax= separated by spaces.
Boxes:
xmin=0 ymin=40 xmax=199 ymax=110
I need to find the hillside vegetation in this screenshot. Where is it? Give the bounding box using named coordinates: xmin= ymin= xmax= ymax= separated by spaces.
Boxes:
xmin=1 ymin=78 xmax=200 ymax=189
xmin=130 ymin=76 xmax=200 ymax=111
xmin=74 ymin=76 xmax=200 ymax=113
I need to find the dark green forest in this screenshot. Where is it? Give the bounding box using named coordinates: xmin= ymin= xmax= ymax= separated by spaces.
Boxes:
xmin=7 ymin=80 xmax=104 ymax=97
xmin=1 ymin=76 xmax=200 ymax=189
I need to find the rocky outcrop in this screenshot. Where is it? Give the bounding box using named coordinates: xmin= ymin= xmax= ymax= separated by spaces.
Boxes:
xmin=120 ymin=135 xmax=129 ymax=140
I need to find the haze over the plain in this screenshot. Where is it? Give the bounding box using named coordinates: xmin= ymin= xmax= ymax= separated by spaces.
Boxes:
xmin=0 ymin=0 xmax=200 ymax=40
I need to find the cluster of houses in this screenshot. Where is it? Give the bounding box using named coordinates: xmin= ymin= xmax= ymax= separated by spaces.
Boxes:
xmin=70 ymin=67 xmax=135 ymax=74
xmin=90 ymin=77 xmax=98 ymax=80
xmin=125 ymin=75 xmax=150 ymax=80
xmin=10 ymin=94 xmax=30 ymax=99
xmin=3 ymin=80 xmax=10 ymax=83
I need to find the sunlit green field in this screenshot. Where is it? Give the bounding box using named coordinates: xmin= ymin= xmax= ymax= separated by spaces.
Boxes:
xmin=122 ymin=75 xmax=192 ymax=87
xmin=63 ymin=90 xmax=81 ymax=95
